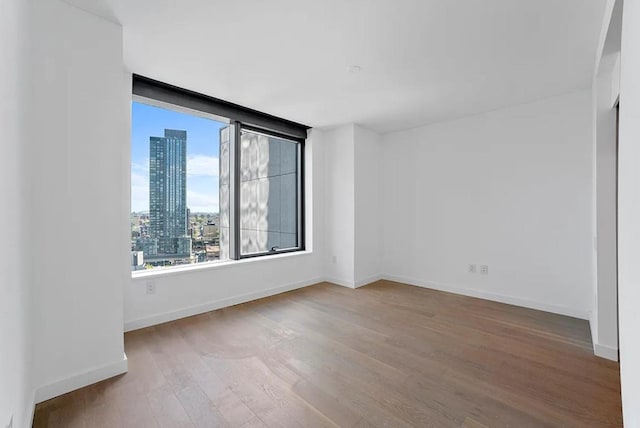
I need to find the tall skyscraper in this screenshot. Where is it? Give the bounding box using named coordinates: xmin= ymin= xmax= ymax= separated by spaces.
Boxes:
xmin=148 ymin=129 xmax=191 ymax=256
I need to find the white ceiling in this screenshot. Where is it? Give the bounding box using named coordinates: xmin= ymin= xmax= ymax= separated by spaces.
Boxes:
xmin=65 ymin=0 xmax=606 ymax=133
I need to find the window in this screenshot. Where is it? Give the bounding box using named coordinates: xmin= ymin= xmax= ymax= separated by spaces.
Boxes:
xmin=131 ymin=76 xmax=307 ymax=272
xmin=239 ymin=127 xmax=303 ymax=256
xmin=131 ymin=102 xmax=229 ymax=270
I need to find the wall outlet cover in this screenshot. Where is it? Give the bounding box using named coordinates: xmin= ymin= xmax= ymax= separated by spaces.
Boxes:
xmin=146 ymin=280 xmax=156 ymax=294
xmin=480 ymin=265 xmax=489 ymax=274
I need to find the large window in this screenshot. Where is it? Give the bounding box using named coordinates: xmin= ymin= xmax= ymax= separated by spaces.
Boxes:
xmin=131 ymin=102 xmax=229 ymax=271
xmin=131 ymin=76 xmax=306 ymax=272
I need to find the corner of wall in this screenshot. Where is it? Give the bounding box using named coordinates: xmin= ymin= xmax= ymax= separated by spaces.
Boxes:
xmin=589 ymin=309 xmax=599 ymax=350
xmin=24 ymin=389 xmax=36 ymax=428
xmin=594 ymin=343 xmax=619 ymax=361
xmin=354 ymin=274 xmax=384 ymax=288
xmin=34 ymin=354 xmax=128 ymax=405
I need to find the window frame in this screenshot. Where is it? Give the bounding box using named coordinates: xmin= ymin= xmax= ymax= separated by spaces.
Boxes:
xmin=131 ymin=75 xmax=309 ymax=264
xmin=236 ymin=124 xmax=305 ymax=260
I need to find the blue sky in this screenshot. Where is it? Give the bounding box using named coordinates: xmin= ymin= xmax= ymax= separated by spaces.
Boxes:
xmin=131 ymin=101 xmax=226 ymax=213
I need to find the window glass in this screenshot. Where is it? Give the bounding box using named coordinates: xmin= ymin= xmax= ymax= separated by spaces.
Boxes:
xmin=131 ymin=101 xmax=229 ymax=271
xmin=239 ymin=128 xmax=301 ymax=256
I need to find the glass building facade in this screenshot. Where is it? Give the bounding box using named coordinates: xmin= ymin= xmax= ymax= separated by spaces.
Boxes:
xmin=148 ymin=129 xmax=190 ymax=256
xmin=238 ymin=129 xmax=300 ymax=256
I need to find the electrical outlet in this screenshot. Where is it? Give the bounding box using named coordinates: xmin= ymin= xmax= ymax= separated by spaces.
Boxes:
xmin=146 ymin=280 xmax=156 ymax=295
xmin=480 ymin=265 xmax=489 ymax=275
xmin=331 ymin=255 xmax=337 ymax=264
xmin=468 ymin=264 xmax=476 ymax=273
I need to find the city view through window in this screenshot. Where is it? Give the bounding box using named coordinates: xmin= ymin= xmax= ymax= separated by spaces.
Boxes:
xmin=131 ymin=101 xmax=228 ymax=271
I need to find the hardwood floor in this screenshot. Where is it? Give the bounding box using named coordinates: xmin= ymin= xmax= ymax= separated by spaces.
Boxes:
xmin=33 ymin=281 xmax=623 ymax=427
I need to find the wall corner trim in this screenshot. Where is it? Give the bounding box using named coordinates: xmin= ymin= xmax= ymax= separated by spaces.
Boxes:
xmin=25 ymin=388 xmax=36 ymax=428
xmin=326 ymin=275 xmax=383 ymax=289
xmin=354 ymin=274 xmax=383 ymax=288
xmin=594 ymin=343 xmax=619 ymax=361
xmin=325 ymin=277 xmax=357 ymax=289
xmin=34 ymin=353 xmax=128 ymax=404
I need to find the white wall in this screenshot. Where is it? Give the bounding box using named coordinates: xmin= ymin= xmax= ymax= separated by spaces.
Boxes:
xmin=125 ymin=129 xmax=325 ymax=330
xmin=592 ymin=51 xmax=620 ymax=360
xmin=0 ymin=0 xmax=32 ymax=426
xmin=589 ymin=0 xmax=622 ymax=362
xmin=323 ymin=125 xmax=356 ymax=286
xmin=354 ymin=125 xmax=382 ymax=285
xmin=29 ymin=0 xmax=128 ymax=402
xmin=381 ymin=91 xmax=594 ymax=319
xmin=322 ymin=124 xmax=382 ymax=288
xmin=618 ymin=0 xmax=640 ymax=423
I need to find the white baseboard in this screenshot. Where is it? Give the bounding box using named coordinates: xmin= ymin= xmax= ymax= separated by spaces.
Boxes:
xmin=354 ymin=274 xmax=383 ymax=288
xmin=34 ymin=353 xmax=128 ymax=404
xmin=594 ymin=343 xmax=619 ymax=361
xmin=325 ymin=274 xmax=382 ymax=289
xmin=126 ymin=274 xmax=382 ymax=332
xmin=588 ymin=310 xmax=618 ymax=361
xmin=325 ymin=277 xmax=356 ymax=289
xmin=124 ymin=277 xmax=324 ymax=332
xmin=382 ymin=274 xmax=590 ymax=320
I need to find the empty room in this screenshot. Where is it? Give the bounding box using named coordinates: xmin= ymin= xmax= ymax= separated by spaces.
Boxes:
xmin=2 ymin=0 xmax=640 ymax=427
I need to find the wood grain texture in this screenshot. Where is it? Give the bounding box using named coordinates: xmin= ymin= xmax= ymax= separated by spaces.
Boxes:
xmin=33 ymin=280 xmax=622 ymax=427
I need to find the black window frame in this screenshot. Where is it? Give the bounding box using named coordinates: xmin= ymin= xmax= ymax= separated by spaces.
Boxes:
xmin=236 ymin=125 xmax=305 ymax=259
xmin=132 ymin=74 xmax=308 ymax=262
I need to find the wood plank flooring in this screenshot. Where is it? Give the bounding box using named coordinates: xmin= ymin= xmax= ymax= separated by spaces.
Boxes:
xmin=32 ymin=281 xmax=623 ymax=427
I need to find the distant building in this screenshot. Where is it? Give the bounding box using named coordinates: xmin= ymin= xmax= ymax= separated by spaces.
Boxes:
xmin=135 ymin=237 xmax=158 ymax=256
xmin=202 ymin=223 xmax=218 ymax=242
xmin=147 ymin=129 xmax=191 ymax=257
xmin=131 ymin=251 xmax=144 ymax=270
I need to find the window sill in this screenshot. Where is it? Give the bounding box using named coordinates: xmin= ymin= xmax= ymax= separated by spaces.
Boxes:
xmin=131 ymin=250 xmax=313 ymax=280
